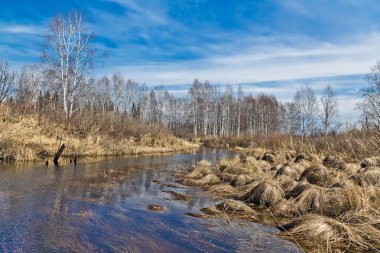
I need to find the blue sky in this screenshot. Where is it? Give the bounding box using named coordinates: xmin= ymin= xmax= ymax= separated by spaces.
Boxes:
xmin=1 ymin=0 xmax=380 ymax=122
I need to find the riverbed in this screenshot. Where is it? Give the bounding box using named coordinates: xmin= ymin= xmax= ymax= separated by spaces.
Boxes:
xmin=0 ymin=150 xmax=301 ymax=252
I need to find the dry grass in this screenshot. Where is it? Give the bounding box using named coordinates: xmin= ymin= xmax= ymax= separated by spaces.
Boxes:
xmin=206 ymin=184 xmax=240 ymax=198
xmin=200 ymin=206 xmax=222 ymax=216
xmin=179 ymin=148 xmax=380 ymax=252
xmin=290 ymin=186 xmax=365 ymax=217
xmin=215 ymin=200 xmax=255 ymax=215
xmin=182 ymin=174 xmax=221 ymax=186
xmin=335 ymin=162 xmax=360 ymax=176
xmin=147 ymin=204 xmax=166 ymax=212
xmin=275 ymin=175 xmax=297 ymax=192
xmin=298 ymin=165 xmax=340 ymax=187
xmin=231 ymin=174 xmax=253 ymax=186
xmin=274 ymin=165 xmax=300 ymax=180
xmin=241 ymin=180 xmax=285 ymax=207
xmin=350 ymin=167 xmax=380 ymax=187
xmin=0 ymin=113 xmax=198 ymax=161
xmin=278 ymin=214 xmax=365 ymax=252
xmin=225 ymin=130 xmax=380 ymax=163
xmin=185 ymin=160 xmax=212 ymax=179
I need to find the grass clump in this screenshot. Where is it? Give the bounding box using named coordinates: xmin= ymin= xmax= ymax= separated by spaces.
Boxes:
xmin=298 ymin=165 xmax=338 ymax=187
xmin=278 ymin=214 xmax=364 ymax=252
xmin=183 ymin=174 xmax=221 ymax=186
xmin=216 ymin=200 xmax=255 ymax=215
xmin=241 ymin=180 xmax=284 ymax=207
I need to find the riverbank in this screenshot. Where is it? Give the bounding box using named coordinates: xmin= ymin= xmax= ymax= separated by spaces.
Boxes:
xmin=176 ymin=149 xmax=380 ymax=252
xmin=0 ymin=113 xmax=198 ymax=162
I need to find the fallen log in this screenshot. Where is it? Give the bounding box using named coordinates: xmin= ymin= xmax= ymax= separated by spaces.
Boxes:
xmin=53 ymin=144 xmax=66 ymax=166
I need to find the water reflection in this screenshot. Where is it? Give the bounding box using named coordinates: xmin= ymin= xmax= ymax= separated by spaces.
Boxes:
xmin=0 ymin=150 xmax=301 ymax=252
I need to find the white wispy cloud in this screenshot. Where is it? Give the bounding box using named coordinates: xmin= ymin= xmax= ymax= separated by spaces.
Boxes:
xmin=0 ymin=24 xmax=46 ymax=35
xmin=104 ymin=0 xmax=168 ymax=25
xmin=101 ymin=32 xmax=379 ymax=85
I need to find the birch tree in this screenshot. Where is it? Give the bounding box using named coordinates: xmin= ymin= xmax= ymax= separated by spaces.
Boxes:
xmin=0 ymin=61 xmax=17 ymax=104
xmin=293 ymin=86 xmax=319 ymax=137
xmin=320 ymin=85 xmax=340 ymax=134
xmin=189 ymin=79 xmax=201 ymax=136
xmin=357 ymin=62 xmax=380 ymax=129
xmin=42 ymin=11 xmax=93 ymax=118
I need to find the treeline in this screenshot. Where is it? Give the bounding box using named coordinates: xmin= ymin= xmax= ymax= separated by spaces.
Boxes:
xmin=0 ymin=59 xmax=342 ymax=138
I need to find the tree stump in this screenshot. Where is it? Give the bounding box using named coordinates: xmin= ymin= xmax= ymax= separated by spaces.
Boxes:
xmin=53 ymin=144 xmax=66 ymax=166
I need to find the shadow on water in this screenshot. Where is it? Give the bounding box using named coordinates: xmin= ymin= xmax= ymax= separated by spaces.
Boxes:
xmin=0 ymin=149 xmax=302 ymax=252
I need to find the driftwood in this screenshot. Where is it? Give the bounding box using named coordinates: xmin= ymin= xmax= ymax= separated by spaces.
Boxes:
xmin=53 ymin=144 xmax=66 ymax=165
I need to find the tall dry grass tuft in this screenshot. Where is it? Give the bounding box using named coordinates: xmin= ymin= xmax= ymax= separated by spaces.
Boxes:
xmin=278 ymin=214 xmax=367 ymax=252
xmin=242 ymin=180 xmax=285 ymax=207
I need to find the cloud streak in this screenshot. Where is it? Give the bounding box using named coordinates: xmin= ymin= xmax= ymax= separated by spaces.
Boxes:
xmin=0 ymin=24 xmax=46 ymax=35
xmin=102 ymin=32 xmax=379 ymax=86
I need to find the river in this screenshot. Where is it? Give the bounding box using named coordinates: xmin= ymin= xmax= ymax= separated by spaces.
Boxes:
xmin=0 ymin=149 xmax=301 ymax=252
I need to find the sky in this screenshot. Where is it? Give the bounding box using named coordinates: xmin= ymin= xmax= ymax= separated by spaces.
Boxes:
xmin=1 ymin=0 xmax=380 ymax=122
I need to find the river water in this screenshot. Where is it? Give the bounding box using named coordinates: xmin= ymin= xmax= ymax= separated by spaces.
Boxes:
xmin=0 ymin=150 xmax=301 ymax=252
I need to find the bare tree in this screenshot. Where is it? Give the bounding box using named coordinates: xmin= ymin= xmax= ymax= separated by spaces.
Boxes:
xmin=189 ymin=79 xmax=201 ymax=136
xmin=42 ymin=11 xmax=93 ymax=118
xmin=111 ymin=73 xmax=124 ymax=115
xmin=357 ymin=62 xmax=380 ymax=129
xmin=320 ymin=85 xmax=340 ymax=134
xmin=17 ymin=64 xmax=44 ymax=110
xmin=0 ymin=61 xmax=17 ymax=104
xmin=237 ymin=84 xmax=243 ymax=137
xmin=293 ymin=86 xmax=319 ymax=137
